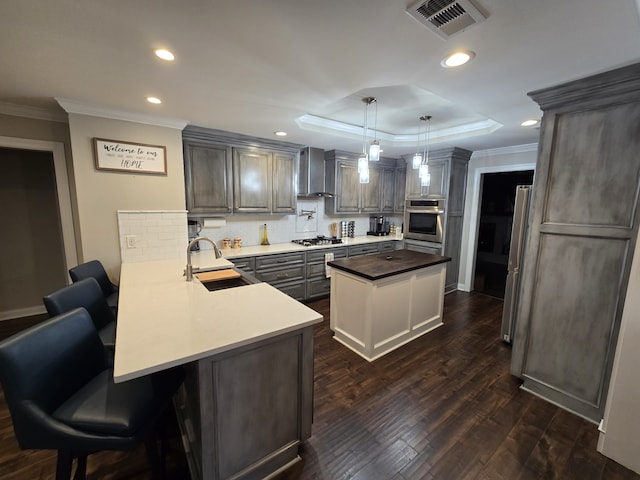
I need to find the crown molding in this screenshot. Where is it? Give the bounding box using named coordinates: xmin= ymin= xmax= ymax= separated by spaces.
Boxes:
xmin=471 ymin=142 xmax=538 ymax=158
xmin=56 ymin=98 xmax=189 ymax=130
xmin=0 ymin=101 xmax=68 ymax=123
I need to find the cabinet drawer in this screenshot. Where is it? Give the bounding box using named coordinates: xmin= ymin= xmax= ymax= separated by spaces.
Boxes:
xmin=348 ymin=244 xmax=379 ymax=256
xmin=256 ymin=252 xmax=305 ymax=270
xmin=275 ymin=280 xmax=306 ymax=301
xmin=307 ymin=262 xmax=327 ymax=278
xmin=306 ymin=277 xmax=331 ymax=299
xmin=378 ymin=242 xmax=396 ymax=252
xmin=256 ymin=265 xmax=305 ymax=284
xmin=228 ymin=256 xmax=256 ymax=273
xmin=306 ymin=247 xmax=347 ymax=263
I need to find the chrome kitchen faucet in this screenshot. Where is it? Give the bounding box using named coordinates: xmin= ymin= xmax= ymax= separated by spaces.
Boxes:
xmin=186 ymin=236 xmax=223 ymax=281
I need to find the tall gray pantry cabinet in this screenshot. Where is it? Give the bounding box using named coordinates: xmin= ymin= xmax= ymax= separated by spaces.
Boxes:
xmin=511 ymin=63 xmax=640 ymax=423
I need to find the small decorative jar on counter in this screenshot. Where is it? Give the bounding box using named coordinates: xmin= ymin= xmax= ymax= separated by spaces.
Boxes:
xmin=232 ymin=237 xmax=242 ymax=249
xmin=222 ymin=238 xmax=231 ymax=249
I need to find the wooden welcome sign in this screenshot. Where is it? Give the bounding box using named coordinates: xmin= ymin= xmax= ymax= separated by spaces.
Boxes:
xmin=93 ymin=138 xmax=167 ymax=175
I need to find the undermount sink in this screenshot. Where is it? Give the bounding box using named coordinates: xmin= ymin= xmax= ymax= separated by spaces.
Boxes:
xmin=200 ymin=276 xmax=253 ymax=292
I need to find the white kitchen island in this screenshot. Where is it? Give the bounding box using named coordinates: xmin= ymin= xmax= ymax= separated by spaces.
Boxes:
xmin=328 ymin=249 xmax=450 ymax=362
xmin=114 ymin=251 xmax=323 ymax=480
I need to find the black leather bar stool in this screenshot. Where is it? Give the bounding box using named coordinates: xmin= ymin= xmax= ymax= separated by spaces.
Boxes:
xmin=43 ymin=277 xmax=116 ymax=350
xmin=69 ymin=260 xmax=119 ymax=313
xmin=0 ymin=307 xmax=184 ymax=480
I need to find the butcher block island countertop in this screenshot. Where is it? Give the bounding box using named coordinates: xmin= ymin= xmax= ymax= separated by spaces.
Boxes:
xmin=327 ymin=249 xmax=450 ymax=281
xmin=114 ymin=251 xmax=322 ymax=480
xmin=328 ymin=249 xmax=451 ymax=362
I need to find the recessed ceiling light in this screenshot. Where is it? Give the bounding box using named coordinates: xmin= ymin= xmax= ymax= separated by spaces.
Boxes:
xmin=274 ymin=131 xmax=287 ymax=137
xmin=147 ymin=97 xmax=162 ymax=104
xmin=154 ymin=49 xmax=175 ymax=61
xmin=521 ymin=119 xmax=539 ymax=127
xmin=441 ymin=50 xmax=475 ymax=68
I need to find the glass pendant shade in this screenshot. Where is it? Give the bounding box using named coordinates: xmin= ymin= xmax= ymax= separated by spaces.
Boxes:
xmin=369 ymin=140 xmax=380 ymax=162
xmin=358 ymin=154 xmax=368 ymax=173
xmin=359 ymin=165 xmax=370 ymax=184
xmin=412 ymin=153 xmax=422 ymax=169
xmin=419 ymin=164 xmax=430 ymax=186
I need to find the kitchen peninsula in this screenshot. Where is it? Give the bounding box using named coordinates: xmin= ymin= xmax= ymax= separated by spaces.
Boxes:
xmin=328 ymin=249 xmax=450 ymax=361
xmin=113 ymin=250 xmax=322 ymax=480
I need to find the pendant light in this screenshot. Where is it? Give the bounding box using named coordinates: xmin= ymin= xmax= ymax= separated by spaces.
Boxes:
xmin=419 ymin=115 xmax=432 ymax=187
xmin=412 ymin=115 xmax=423 ymax=169
xmin=358 ymin=97 xmax=373 ymax=184
xmin=368 ymin=97 xmax=380 ymax=162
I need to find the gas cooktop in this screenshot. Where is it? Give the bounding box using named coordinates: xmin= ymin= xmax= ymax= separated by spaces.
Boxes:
xmin=291 ymin=236 xmax=342 ymax=247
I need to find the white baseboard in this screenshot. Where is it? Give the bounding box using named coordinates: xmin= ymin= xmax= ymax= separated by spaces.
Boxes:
xmin=0 ymin=305 xmax=47 ymax=322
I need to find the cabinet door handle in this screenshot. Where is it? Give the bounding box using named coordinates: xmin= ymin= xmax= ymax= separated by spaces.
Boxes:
xmin=277 ymin=259 xmax=288 ymax=263
xmin=277 ymin=273 xmax=289 ymax=279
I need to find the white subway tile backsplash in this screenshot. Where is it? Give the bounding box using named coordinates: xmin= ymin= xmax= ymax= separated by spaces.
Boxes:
xmin=117 ymin=210 xmax=188 ymax=263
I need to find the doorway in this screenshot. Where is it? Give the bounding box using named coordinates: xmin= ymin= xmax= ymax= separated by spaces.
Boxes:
xmin=0 ymin=138 xmax=77 ymax=320
xmin=473 ymin=170 xmax=534 ymax=298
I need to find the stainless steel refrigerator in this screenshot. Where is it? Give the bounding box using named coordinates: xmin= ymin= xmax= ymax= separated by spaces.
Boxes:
xmin=501 ymin=185 xmax=531 ymax=343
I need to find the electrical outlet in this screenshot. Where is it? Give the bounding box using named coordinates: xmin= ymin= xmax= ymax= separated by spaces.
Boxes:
xmin=126 ymin=235 xmax=136 ymax=249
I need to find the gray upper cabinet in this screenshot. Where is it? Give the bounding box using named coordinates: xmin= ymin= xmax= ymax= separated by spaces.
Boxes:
xmin=511 ymin=63 xmax=640 ymax=423
xmin=233 ymin=148 xmax=298 ymax=214
xmin=272 ymin=152 xmax=297 ymax=213
xmin=324 ymin=150 xmax=403 ymax=215
xmin=360 ymin=165 xmax=382 ymax=213
xmin=233 ymin=148 xmax=272 ymax=213
xmin=334 ymin=160 xmax=360 ymax=212
xmin=184 ymin=141 xmax=233 ymax=214
xmin=183 ymin=126 xmax=302 ymax=216
xmin=405 ymin=158 xmax=448 ymax=199
xmin=380 ymin=166 xmax=396 ymax=213
xmin=394 ymin=165 xmax=406 ymax=214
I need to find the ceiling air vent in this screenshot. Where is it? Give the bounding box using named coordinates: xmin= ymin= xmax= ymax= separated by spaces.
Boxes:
xmin=407 ymin=0 xmax=487 ymax=39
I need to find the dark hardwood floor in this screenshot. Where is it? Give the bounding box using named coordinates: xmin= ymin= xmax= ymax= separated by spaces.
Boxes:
xmin=1 ymin=292 xmax=638 ymax=479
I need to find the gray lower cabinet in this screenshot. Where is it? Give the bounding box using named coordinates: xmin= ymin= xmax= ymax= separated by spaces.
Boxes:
xmin=227 ymin=255 xmax=255 ymax=276
xmin=347 ymin=244 xmax=379 ymax=257
xmin=511 ymin=63 xmax=640 ymax=422
xmin=254 ymin=252 xmax=306 ymax=301
xmin=174 ymin=326 xmax=315 ymax=480
xmin=306 ymin=247 xmax=347 ymax=299
xmin=404 ymin=239 xmax=441 ymax=255
xmin=229 ymin=241 xmax=403 ymax=301
xmin=184 ymin=141 xmax=233 ymax=214
xmin=377 ymin=241 xmax=397 ymax=253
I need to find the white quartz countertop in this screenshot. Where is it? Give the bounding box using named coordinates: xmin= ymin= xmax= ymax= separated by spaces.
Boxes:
xmin=113 ymin=250 xmax=323 ymax=383
xmin=217 ymin=234 xmax=404 ymax=259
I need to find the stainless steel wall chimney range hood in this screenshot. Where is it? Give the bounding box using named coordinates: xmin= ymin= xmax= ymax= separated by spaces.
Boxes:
xmin=298 ymin=147 xmax=334 ymax=198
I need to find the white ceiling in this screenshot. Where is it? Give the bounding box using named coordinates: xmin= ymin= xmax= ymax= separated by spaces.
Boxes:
xmin=1 ymin=0 xmax=639 ymax=157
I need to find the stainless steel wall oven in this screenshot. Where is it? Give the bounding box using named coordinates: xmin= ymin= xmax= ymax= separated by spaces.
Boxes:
xmin=403 ymin=199 xmax=445 ymax=243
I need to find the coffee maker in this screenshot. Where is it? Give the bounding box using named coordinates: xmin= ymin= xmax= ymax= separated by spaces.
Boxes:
xmin=367 ymin=216 xmax=390 ymax=236
xmin=188 ymin=220 xmax=201 ymax=251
